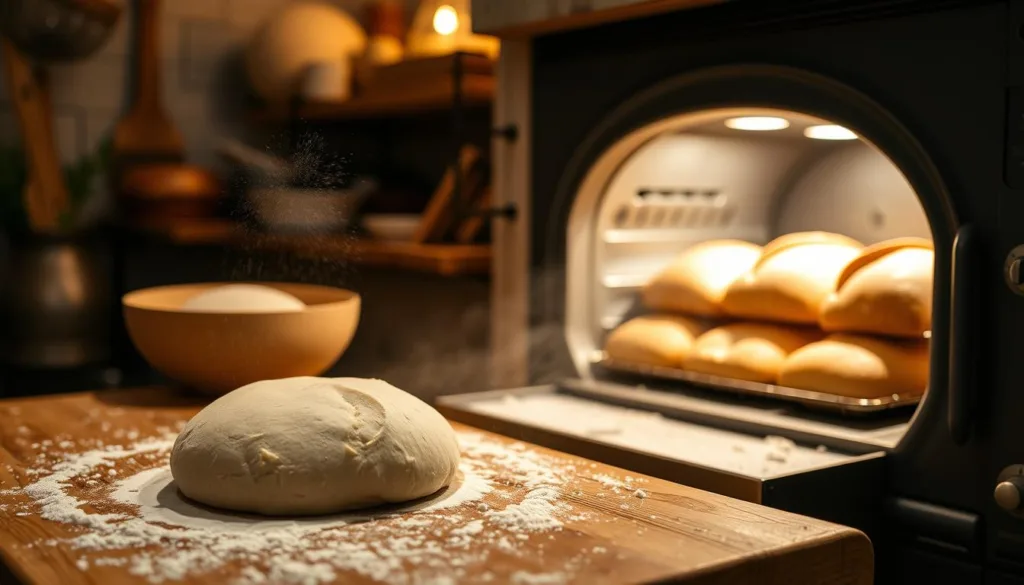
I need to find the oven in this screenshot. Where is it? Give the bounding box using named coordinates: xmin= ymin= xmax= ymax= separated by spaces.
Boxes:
xmin=437 ymin=1 xmax=1024 ymax=583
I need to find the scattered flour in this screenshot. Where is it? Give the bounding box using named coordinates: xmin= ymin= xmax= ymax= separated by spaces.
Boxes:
xmin=0 ymin=428 xmax=628 ymax=585
xmin=511 ymin=571 xmax=568 ymax=584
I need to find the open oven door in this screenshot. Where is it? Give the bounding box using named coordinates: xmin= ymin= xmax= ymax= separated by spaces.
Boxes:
xmin=437 ymin=379 xmax=889 ymax=536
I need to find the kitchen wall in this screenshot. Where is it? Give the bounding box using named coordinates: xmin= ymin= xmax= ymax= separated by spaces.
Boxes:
xmin=0 ymin=0 xmax=422 ymax=168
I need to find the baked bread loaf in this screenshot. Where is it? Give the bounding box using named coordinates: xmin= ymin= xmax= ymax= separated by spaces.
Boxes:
xmin=720 ymin=231 xmax=863 ymax=325
xmin=642 ymin=239 xmax=762 ymax=317
xmin=604 ymin=314 xmax=706 ymax=368
xmin=778 ymin=333 xmax=929 ymax=398
xmin=683 ymin=323 xmax=822 ymax=383
xmin=819 ymin=237 xmax=934 ymax=338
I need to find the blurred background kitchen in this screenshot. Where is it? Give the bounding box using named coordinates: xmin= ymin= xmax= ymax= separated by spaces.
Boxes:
xmin=0 ymin=0 xmax=502 ymax=400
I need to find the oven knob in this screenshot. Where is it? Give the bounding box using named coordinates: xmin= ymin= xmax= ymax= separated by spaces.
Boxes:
xmin=995 ymin=478 xmax=1024 ymax=511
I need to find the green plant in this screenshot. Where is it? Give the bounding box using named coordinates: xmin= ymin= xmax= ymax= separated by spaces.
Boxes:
xmin=0 ymin=137 xmax=113 ymax=233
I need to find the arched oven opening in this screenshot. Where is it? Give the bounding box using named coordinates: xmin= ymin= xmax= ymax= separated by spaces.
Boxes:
xmin=565 ymin=104 xmax=942 ymax=451
xmin=543 ymin=63 xmax=966 ymax=458
xmin=526 ymin=65 xmax=972 ymax=529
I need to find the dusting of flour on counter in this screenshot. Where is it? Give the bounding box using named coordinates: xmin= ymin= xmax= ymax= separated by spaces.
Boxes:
xmin=469 ymin=394 xmax=847 ymax=477
xmin=2 ymin=429 xmax=615 ymax=585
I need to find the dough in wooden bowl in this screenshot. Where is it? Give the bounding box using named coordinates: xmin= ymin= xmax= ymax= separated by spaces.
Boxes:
xmin=641 ymin=239 xmax=762 ymax=317
xmin=180 ymin=283 xmax=307 ymax=313
xmin=683 ymin=322 xmax=823 ymax=383
xmin=720 ymin=231 xmax=863 ymax=325
xmin=778 ymin=333 xmax=929 ymax=398
xmin=170 ymin=377 xmax=460 ymax=516
xmin=604 ymin=314 xmax=706 ymax=368
xmin=819 ymin=237 xmax=934 ymax=338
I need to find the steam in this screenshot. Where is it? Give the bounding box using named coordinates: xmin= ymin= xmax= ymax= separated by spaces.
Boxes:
xmin=365 ymin=306 xmax=573 ymax=402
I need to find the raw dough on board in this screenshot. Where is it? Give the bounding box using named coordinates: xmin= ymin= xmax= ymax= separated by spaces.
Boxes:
xmin=170 ymin=377 xmax=461 ymax=515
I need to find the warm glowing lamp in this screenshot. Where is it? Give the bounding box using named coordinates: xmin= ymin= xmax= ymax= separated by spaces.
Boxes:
xmin=406 ymin=0 xmax=499 ymax=59
xmin=433 ymin=5 xmax=459 ymax=35
xmin=724 ymin=116 xmax=790 ymax=131
xmin=804 ymin=124 xmax=858 ymax=140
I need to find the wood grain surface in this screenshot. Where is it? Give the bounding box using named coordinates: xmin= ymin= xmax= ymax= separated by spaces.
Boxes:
xmin=0 ymin=388 xmax=872 ymax=584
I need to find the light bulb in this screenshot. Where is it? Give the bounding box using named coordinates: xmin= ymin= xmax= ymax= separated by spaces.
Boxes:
xmin=804 ymin=124 xmax=858 ymax=140
xmin=723 ymin=116 xmax=790 ymax=131
xmin=433 ymin=5 xmax=460 ymax=36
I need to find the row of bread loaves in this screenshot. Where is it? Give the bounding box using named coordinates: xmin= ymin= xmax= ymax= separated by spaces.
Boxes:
xmin=641 ymin=232 xmax=934 ymax=338
xmin=604 ymin=315 xmax=929 ymax=399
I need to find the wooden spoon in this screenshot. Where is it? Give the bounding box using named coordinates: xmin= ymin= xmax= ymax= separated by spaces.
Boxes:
xmin=0 ymin=40 xmax=70 ymax=232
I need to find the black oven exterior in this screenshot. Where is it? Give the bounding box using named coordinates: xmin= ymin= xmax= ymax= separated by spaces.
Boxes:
xmin=515 ymin=1 xmax=1024 ymax=582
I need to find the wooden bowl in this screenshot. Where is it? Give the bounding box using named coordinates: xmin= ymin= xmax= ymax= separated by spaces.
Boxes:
xmin=120 ymin=164 xmax=223 ymax=202
xmin=123 ymin=282 xmax=361 ymax=394
xmin=119 ymin=164 xmax=225 ymax=223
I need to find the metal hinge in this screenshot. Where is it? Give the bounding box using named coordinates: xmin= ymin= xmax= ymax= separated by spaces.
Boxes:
xmin=492 ymin=125 xmax=519 ymax=142
xmin=469 ymin=202 xmax=518 ymax=220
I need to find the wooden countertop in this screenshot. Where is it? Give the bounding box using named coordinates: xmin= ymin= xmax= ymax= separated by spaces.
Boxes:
xmin=0 ymin=388 xmax=872 ymax=584
xmin=471 ymin=0 xmax=726 ymax=38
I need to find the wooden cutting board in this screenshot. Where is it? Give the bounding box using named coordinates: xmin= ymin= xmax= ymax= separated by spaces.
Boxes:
xmin=0 ymin=388 xmax=872 ymax=585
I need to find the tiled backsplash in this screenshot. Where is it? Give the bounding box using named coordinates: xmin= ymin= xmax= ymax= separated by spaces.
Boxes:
xmin=0 ymin=0 xmax=421 ymax=167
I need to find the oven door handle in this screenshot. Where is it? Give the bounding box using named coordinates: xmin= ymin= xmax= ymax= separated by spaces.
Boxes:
xmin=948 ymin=223 xmax=978 ymax=446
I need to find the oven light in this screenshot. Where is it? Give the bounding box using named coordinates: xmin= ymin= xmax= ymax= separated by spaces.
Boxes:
xmin=804 ymin=124 xmax=858 ymax=140
xmin=433 ymin=5 xmax=460 ymax=36
xmin=723 ymin=116 xmax=790 ymax=131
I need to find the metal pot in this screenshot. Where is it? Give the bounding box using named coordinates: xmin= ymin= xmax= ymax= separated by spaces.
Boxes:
xmin=0 ymin=233 xmax=113 ymax=368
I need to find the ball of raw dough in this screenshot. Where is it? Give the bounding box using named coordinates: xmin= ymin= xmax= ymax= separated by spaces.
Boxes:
xmin=169 ymin=377 xmax=461 ymax=516
xmin=180 ymin=284 xmax=306 ymax=313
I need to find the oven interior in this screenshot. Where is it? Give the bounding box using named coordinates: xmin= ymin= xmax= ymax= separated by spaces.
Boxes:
xmin=565 ymin=106 xmax=930 ymax=374
xmin=563 ymin=105 xmax=934 ymax=442
xmin=443 ymin=105 xmax=936 ymax=493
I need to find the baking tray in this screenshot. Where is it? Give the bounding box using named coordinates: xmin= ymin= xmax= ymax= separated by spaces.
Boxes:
xmin=594 ymin=353 xmax=923 ymax=414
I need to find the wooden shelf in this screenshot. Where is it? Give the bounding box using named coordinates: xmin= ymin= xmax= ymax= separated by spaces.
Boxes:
xmin=253 ymin=54 xmax=495 ymax=122
xmin=129 ymin=218 xmax=491 ymax=277
xmin=472 ymin=0 xmax=724 ymax=37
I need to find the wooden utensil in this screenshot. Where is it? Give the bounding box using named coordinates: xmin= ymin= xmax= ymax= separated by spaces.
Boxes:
xmin=0 ymin=40 xmax=70 ymax=232
xmin=0 ymin=0 xmax=123 ymax=232
xmin=412 ymin=144 xmax=483 ymax=243
xmin=112 ymin=0 xmax=184 ymax=168
xmin=119 ymin=163 xmax=223 ymax=226
xmin=455 ymin=186 xmax=491 ymax=243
